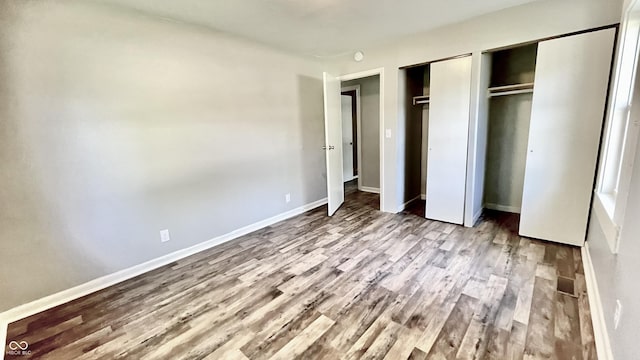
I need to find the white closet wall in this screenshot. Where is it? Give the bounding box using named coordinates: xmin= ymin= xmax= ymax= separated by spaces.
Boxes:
xmin=520 ymin=28 xmax=616 ymax=245
xmin=426 ymin=56 xmax=473 ymax=224
xmin=468 ymin=53 xmax=492 ymax=225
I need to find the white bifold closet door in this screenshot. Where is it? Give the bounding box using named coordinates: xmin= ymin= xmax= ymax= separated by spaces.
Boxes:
xmin=520 ymin=29 xmax=616 ymax=246
xmin=426 ymin=56 xmax=473 ymax=224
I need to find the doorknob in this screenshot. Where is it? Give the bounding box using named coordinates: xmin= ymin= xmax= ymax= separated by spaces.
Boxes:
xmin=329 ymin=145 xmax=335 ymax=150
xmin=322 ymin=145 xmax=327 ymax=150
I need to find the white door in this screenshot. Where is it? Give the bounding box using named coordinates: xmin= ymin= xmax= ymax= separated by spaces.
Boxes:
xmin=342 ymin=95 xmax=355 ymax=182
xmin=323 ymin=72 xmax=344 ymax=216
xmin=425 ymin=56 xmax=473 ymax=224
xmin=520 ymin=29 xmax=616 ymax=246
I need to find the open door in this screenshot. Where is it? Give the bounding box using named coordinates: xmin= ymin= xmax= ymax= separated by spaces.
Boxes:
xmin=323 ymin=72 xmax=344 ymax=215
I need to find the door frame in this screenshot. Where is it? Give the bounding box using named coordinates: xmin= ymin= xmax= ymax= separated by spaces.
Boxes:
xmin=336 ymin=68 xmax=385 ymax=211
xmin=341 ymin=85 xmax=362 ymax=190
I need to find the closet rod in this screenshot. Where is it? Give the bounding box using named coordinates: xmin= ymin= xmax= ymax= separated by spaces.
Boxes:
xmin=488 ymin=88 xmax=534 ymax=98
xmin=412 ymin=95 xmax=430 ymax=105
xmin=488 ymin=82 xmax=534 ymax=92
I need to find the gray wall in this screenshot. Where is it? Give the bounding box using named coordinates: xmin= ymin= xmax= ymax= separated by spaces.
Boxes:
xmin=421 ymin=69 xmax=431 ymax=199
xmin=483 ymin=45 xmax=536 ymax=213
xmin=587 ymin=133 xmax=640 ymax=360
xmin=420 ymin=109 xmax=429 ymax=199
xmin=342 ymin=76 xmax=380 ymax=189
xmin=484 ymin=94 xmax=532 ymax=212
xmin=587 ymin=64 xmax=640 ymax=360
xmin=0 ymin=1 xmax=326 ymax=311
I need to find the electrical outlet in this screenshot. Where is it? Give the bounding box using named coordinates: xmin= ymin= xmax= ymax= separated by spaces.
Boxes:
xmin=285 ymin=193 xmax=291 ymax=203
xmin=614 ymin=300 xmax=622 ymax=329
xmin=160 ymin=229 xmax=170 ymax=242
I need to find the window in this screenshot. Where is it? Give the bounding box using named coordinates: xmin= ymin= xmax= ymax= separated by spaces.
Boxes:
xmin=595 ymin=13 xmax=640 ymax=252
xmin=599 ymin=18 xmax=639 ymax=209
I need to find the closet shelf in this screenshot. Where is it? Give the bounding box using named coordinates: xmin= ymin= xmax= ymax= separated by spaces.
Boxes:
xmin=488 ymin=82 xmax=534 ymax=97
xmin=412 ymin=95 xmax=430 ymax=105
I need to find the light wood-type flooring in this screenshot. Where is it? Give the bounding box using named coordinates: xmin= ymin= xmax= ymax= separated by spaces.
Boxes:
xmin=4 ymin=184 xmax=595 ymax=359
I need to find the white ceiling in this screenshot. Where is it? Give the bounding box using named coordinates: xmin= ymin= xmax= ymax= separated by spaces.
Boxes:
xmin=93 ymin=0 xmax=539 ymax=57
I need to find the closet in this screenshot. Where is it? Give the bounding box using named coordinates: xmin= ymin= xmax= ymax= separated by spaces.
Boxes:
xmin=402 ymin=65 xmax=429 ymax=212
xmin=474 ymin=28 xmax=616 ymax=246
xmin=482 ymin=43 xmax=537 ymax=214
xmin=403 ymin=55 xmax=473 ymax=224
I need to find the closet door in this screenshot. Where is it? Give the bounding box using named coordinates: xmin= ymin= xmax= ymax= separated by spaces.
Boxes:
xmin=426 ymin=56 xmax=473 ymax=224
xmin=520 ymin=29 xmax=616 ymax=245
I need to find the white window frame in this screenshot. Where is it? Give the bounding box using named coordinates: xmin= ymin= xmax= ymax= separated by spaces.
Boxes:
xmin=595 ymin=2 xmax=640 ymax=253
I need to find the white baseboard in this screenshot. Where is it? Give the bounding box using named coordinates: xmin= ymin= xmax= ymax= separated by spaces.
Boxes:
xmin=582 ymin=242 xmax=614 ymax=360
xmin=420 ymin=194 xmax=426 ymax=200
xmin=400 ymin=195 xmax=421 ymax=211
xmin=0 ymin=197 xmax=328 ymax=358
xmin=472 ymin=207 xmax=483 ymax=227
xmin=485 ymin=203 xmax=521 ymax=214
xmin=359 ymin=186 xmax=380 ymax=194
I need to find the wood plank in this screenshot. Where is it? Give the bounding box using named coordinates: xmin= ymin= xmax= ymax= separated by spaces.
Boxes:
xmin=456 ymin=275 xmax=508 ymax=359
xmin=425 ymin=294 xmax=478 ymax=358
xmin=3 ymin=191 xmax=595 ymax=360
xmin=338 ymin=249 xmax=373 ymax=272
xmin=268 ymin=315 xmax=334 ymax=360
xmin=523 ymin=277 xmax=556 ymax=358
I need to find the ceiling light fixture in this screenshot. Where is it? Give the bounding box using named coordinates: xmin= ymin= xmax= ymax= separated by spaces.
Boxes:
xmin=354 ymin=51 xmax=364 ymax=62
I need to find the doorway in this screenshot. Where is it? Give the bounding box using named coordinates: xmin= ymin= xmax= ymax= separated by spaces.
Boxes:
xmin=341 ymin=75 xmax=381 ymax=210
xmin=341 ymin=87 xmax=359 ymax=183
xmin=322 ymin=69 xmax=384 ymax=215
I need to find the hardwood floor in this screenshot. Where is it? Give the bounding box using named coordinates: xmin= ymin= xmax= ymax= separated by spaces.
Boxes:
xmin=4 ymin=188 xmax=595 ymax=359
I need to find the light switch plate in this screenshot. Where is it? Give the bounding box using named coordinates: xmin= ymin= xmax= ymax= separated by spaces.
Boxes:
xmin=160 ymin=229 xmax=170 ymax=242
xmin=385 ymin=129 xmax=391 ymax=138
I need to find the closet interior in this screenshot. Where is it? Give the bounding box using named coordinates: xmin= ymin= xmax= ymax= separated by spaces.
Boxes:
xmin=403 ymin=64 xmax=430 ymax=211
xmin=481 ymin=43 xmax=538 ymax=214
